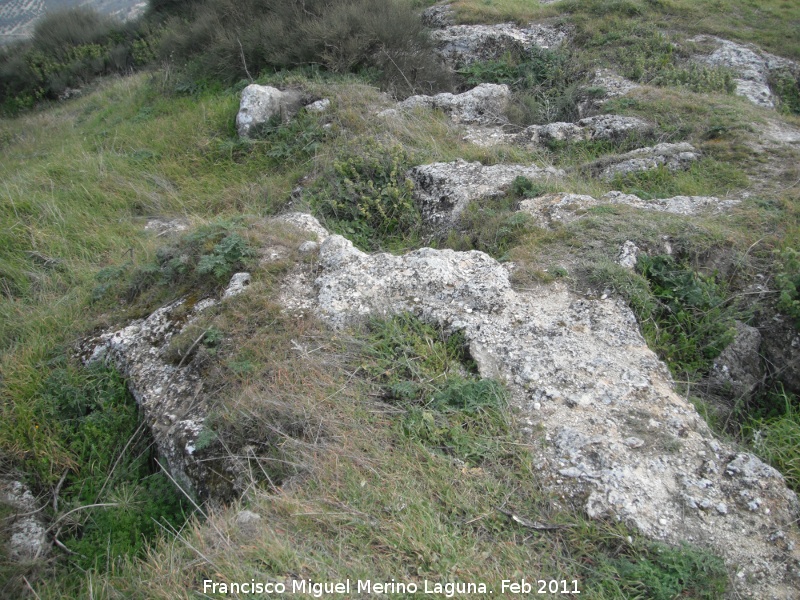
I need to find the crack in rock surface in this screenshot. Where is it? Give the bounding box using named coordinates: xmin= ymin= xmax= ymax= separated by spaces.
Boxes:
xmin=282 ymin=214 xmax=800 ymax=598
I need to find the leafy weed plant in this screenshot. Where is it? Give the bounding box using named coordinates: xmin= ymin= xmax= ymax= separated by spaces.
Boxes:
xmin=633 ymin=254 xmax=738 ymax=378
xmin=775 ymin=247 xmax=800 ymax=327
xmin=306 ymin=141 xmax=421 ymax=251
xmin=458 ymin=48 xmax=585 ymax=125
xmin=93 ymin=220 xmax=255 ymax=304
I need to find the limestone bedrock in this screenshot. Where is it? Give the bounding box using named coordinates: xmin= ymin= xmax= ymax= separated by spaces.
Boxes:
xmin=283 ymin=214 xmax=800 ymax=598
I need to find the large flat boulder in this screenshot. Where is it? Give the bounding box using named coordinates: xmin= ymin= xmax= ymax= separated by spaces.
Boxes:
xmin=587 ymin=142 xmax=701 ymax=180
xmin=518 ymin=190 xmax=738 ymax=228
xmin=407 ymin=159 xmax=563 ymax=229
xmin=388 ymin=83 xmax=510 ymax=125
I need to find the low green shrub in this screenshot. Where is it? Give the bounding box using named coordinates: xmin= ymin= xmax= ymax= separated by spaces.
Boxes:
xmin=157 ymin=223 xmax=254 ymax=285
xmin=92 ymin=220 xmax=255 ymax=304
xmin=247 ymin=111 xmax=330 ymax=167
xmin=458 ymin=48 xmax=585 ymax=124
xmin=403 ymin=377 xmax=509 ymax=465
xmin=155 ymin=0 xmax=451 ymax=97
xmin=362 ymin=314 xmax=509 ymax=464
xmin=306 ymin=141 xmax=420 ymax=251
xmin=636 ymin=254 xmax=737 ymax=377
xmin=770 ymin=71 xmax=800 ymax=115
xmin=775 ymin=247 xmax=800 ymax=326
xmin=34 ymin=358 xmax=189 ymax=572
xmin=30 ymin=8 xmax=116 ymax=56
xmin=651 ymin=63 xmax=736 ymax=94
xmin=0 ymin=8 xmax=157 ymax=114
xmin=509 ymin=175 xmax=552 ymax=199
xmin=595 ymin=256 xmax=739 ymax=380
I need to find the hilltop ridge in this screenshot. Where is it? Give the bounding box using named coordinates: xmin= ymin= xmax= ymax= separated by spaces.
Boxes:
xmin=2 ymin=1 xmax=800 ymax=597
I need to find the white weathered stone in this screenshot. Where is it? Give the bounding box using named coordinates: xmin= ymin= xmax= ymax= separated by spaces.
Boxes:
xmin=591 ymin=69 xmax=640 ymax=98
xmin=462 ymin=125 xmax=518 ymax=147
xmin=223 ymin=272 xmax=252 ymax=299
xmin=298 ymin=240 xmax=319 ymax=254
xmin=408 ymin=159 xmax=564 ymax=229
xmin=432 ymin=22 xmax=569 ymax=67
xmin=391 ymin=83 xmax=510 ymax=126
xmin=516 ymin=115 xmax=652 ymax=146
xmin=235 ymin=509 xmax=262 ymax=533
xmin=236 ymin=85 xmax=305 ymax=138
xmin=578 ymin=69 xmax=642 ymax=117
xmin=708 ymin=321 xmax=763 ymax=401
xmin=421 ymin=3 xmax=455 ymax=28
xmin=278 ymin=212 xmax=330 ymax=243
xmin=145 ymin=218 xmax=189 ymax=236
xmin=288 ymin=222 xmax=800 ymax=598
xmin=518 ymin=190 xmax=737 ymax=229
xmin=0 ymin=477 xmax=49 ymax=561
xmin=593 ymin=142 xmax=701 ymax=180
xmin=617 ymin=241 xmax=639 ymax=270
xmin=305 ymin=98 xmax=331 ymax=113
xmin=518 ymin=193 xmax=597 ymax=228
xmin=693 ymin=35 xmax=800 ymax=110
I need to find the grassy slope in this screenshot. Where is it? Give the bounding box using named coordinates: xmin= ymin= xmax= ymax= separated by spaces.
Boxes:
xmin=1 ymin=0 xmax=799 ymax=597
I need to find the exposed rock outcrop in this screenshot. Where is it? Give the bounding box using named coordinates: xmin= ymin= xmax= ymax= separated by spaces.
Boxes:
xmin=421 ymin=3 xmax=455 ymax=29
xmin=707 ymin=321 xmax=764 ymax=401
xmin=145 ymin=217 xmax=189 ymax=237
xmin=82 ymin=299 xmax=211 ymax=497
xmin=692 ymin=35 xmax=800 ymax=110
xmin=0 ymin=476 xmax=49 ymax=561
xmin=617 ymin=240 xmax=640 ymax=269
xmin=518 ymin=190 xmax=738 ymax=228
xmin=383 ymin=83 xmax=510 ymax=125
xmin=80 ymin=272 xmax=256 ymax=500
xmin=236 ymin=85 xmax=305 ymax=138
xmin=578 ymin=69 xmax=641 ymax=116
xmin=431 ymin=22 xmax=569 ymax=68
xmin=407 ymin=159 xmax=564 ymax=229
xmin=587 ymin=142 xmax=701 ymax=180
xmin=282 ymin=214 xmax=800 ymax=598
xmin=515 ymin=115 xmax=652 ymax=146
